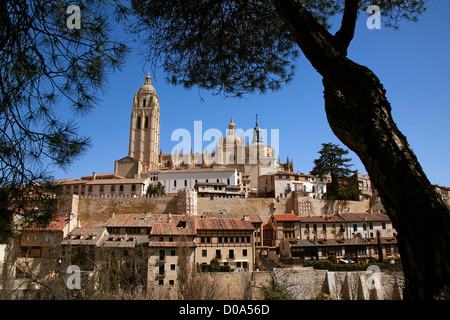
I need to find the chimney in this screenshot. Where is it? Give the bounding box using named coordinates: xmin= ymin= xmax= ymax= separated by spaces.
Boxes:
xmin=93 ymin=172 xmax=97 ymax=180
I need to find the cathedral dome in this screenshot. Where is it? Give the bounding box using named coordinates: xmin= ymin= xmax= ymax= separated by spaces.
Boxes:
xmin=228 ymin=116 xmax=236 ymax=130
xmin=138 ymin=72 xmax=156 ymax=94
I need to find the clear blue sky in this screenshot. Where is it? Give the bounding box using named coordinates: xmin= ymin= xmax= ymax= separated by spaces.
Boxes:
xmin=50 ymin=0 xmax=450 ymax=187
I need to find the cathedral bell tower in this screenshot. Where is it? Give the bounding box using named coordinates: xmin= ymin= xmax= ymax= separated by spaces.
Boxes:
xmin=128 ymin=72 xmax=160 ymax=172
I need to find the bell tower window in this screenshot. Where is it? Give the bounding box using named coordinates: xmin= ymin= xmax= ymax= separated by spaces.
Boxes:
xmin=136 ymin=116 xmax=141 ymax=129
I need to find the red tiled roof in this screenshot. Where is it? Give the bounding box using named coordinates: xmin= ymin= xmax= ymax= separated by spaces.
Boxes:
xmin=298 ymin=215 xmax=346 ymax=223
xmin=201 ymin=212 xmax=262 ymax=223
xmin=272 ymin=213 xmax=300 ymax=222
xmin=195 ymin=218 xmax=254 ymax=231
xmin=337 ymin=212 xmax=391 ymax=222
xmin=104 ymin=213 xmax=168 ymax=228
xmin=24 ymin=215 xmax=71 ymax=231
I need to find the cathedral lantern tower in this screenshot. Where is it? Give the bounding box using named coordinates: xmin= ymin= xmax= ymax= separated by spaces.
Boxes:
xmin=128 ymin=72 xmax=160 ymax=172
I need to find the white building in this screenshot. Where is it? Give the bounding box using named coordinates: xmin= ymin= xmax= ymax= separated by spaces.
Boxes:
xmin=55 ymin=173 xmax=150 ymax=197
xmin=152 ymin=168 xmax=242 ymax=194
xmin=258 ymin=171 xmax=327 ymax=199
xmin=337 ymin=212 xmax=396 ymax=239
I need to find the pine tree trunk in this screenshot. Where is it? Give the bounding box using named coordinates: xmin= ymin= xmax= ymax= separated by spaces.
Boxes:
xmin=322 ymin=73 xmax=450 ymax=300
xmin=274 ymin=0 xmax=450 ymax=299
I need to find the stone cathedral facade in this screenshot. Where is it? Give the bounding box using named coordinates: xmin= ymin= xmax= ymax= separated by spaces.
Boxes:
xmin=115 ymin=73 xmax=160 ymax=178
xmin=114 ymin=73 xmax=283 ymax=188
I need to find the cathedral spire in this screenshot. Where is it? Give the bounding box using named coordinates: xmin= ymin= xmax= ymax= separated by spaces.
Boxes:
xmin=252 ymin=114 xmax=263 ymax=144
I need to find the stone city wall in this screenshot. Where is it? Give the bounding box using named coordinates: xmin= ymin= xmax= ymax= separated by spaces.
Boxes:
xmin=197 ymin=267 xmax=404 ymax=300
xmin=74 ymin=194 xmax=371 ymax=223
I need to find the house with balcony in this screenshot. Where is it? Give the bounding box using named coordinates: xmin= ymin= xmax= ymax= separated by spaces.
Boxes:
xmin=299 ymin=215 xmax=347 ymax=240
xmin=194 ymin=216 xmax=255 ymax=272
xmin=194 ymin=182 xmax=242 ymax=198
xmin=147 ymin=215 xmax=196 ymax=289
xmin=337 ymin=212 xmax=396 ymax=238
xmin=257 ymin=171 xmax=327 ymax=199
xmin=264 ymin=213 xmax=301 ymax=247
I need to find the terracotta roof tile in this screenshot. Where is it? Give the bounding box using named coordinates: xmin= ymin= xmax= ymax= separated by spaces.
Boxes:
xmin=272 ymin=213 xmax=301 ymax=222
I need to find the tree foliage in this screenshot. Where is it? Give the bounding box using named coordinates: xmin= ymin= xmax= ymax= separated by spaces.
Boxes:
xmin=0 ymin=0 xmax=129 ymax=239
xmin=130 ymin=0 xmax=426 ymax=97
xmin=311 ymin=142 xmax=359 ymax=200
xmin=131 ymin=0 xmax=299 ymax=97
xmin=146 ymin=181 xmax=165 ymax=196
xmin=261 ymin=280 xmax=292 ymax=300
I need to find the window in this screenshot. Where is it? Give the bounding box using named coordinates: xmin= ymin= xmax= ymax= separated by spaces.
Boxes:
xmin=119 ymin=185 xmax=124 ymax=191
xmin=369 ymin=223 xmax=373 ymax=230
xmin=170 ymin=264 xmax=176 ymax=271
xmin=170 ymin=249 xmax=176 ymax=256
xmin=158 ymin=280 xmax=164 ymax=286
xmin=131 ymin=184 xmax=136 ymax=191
xmin=353 ymin=224 xmax=358 ymax=232
xmin=382 ymin=222 xmax=386 ymax=229
xmin=111 ymin=185 xmax=115 ymax=192
xmin=229 ymin=249 xmax=234 ymax=259
xmin=174 ymin=180 xmax=177 ymax=187
xmin=169 ymin=280 xmax=175 ymax=286
xmin=100 ymin=185 xmax=104 ymax=192
xmin=216 ymin=250 xmax=221 ymax=259
xmin=158 ymin=264 xmax=165 ymax=276
xmin=159 ymin=250 xmax=165 ymax=261
xmin=242 ymin=249 xmax=247 ymax=257
xmin=143 ymin=99 xmax=146 ymax=107
xmin=159 ymin=237 xmax=164 ymax=242
xmin=136 ymin=116 xmax=141 ymax=129
xmin=144 ymin=117 xmax=149 ymax=129
xmin=363 ymin=224 xmax=367 ymax=231
xmin=88 ymin=186 xmax=92 ymax=192
xmin=202 ymin=250 xmax=207 ymax=257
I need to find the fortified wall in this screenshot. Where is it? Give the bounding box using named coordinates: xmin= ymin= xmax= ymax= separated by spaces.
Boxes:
xmin=73 ymin=194 xmax=372 ymax=223
xmin=196 ymin=267 xmax=404 ymax=300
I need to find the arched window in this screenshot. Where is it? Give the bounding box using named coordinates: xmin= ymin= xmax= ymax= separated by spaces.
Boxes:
xmin=136 ymin=116 xmax=141 ymax=129
xmin=143 ymin=99 xmax=146 ymax=107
